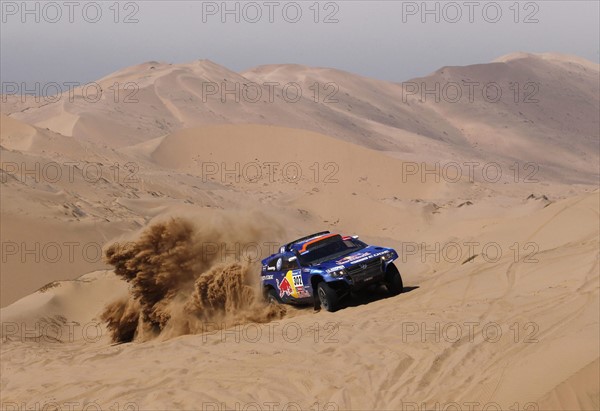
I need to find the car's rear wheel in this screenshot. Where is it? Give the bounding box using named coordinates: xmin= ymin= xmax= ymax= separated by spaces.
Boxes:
xmin=385 ymin=263 xmax=403 ymax=296
xmin=317 ymin=282 xmax=340 ymax=312
xmin=265 ymin=288 xmax=281 ymax=304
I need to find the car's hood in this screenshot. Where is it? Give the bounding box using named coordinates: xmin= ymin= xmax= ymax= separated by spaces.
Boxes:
xmin=313 ymin=246 xmax=392 ymax=272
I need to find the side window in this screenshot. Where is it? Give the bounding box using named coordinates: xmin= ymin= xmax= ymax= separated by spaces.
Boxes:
xmin=282 ymin=257 xmax=299 ymax=271
xmin=267 ymin=257 xmax=280 ymax=272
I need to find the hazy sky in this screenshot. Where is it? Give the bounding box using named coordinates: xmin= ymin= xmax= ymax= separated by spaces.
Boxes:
xmin=1 ymin=0 xmax=599 ymax=90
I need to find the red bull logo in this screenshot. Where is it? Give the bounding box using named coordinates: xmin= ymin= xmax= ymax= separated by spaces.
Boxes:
xmin=277 ymin=270 xmax=306 ymax=298
xmin=277 ymin=276 xmax=293 ymax=298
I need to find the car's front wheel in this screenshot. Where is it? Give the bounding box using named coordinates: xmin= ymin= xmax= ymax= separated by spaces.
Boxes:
xmin=384 ymin=263 xmax=403 ymax=296
xmin=317 ymin=282 xmax=340 ymax=312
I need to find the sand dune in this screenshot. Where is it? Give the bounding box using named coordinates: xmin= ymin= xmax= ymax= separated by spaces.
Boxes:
xmin=5 ymin=53 xmax=598 ymax=182
xmin=1 ymin=192 xmax=597 ymax=410
xmin=1 ymin=54 xmax=598 ymax=410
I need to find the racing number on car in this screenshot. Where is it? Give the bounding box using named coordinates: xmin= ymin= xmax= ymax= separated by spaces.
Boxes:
xmin=292 ymin=272 xmax=307 ymax=296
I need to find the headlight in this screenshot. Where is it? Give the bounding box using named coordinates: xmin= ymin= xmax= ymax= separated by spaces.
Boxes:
xmin=381 ymin=252 xmax=393 ymax=261
xmin=330 ymin=269 xmax=347 ymax=277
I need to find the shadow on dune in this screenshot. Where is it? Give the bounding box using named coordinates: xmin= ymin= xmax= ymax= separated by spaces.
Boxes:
xmin=339 ymin=285 xmax=420 ymax=310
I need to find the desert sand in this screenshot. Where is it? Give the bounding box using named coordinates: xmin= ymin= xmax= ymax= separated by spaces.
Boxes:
xmin=1 ymin=53 xmax=598 ymax=410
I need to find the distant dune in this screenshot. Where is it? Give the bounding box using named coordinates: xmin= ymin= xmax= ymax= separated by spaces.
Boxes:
xmin=4 ymin=53 xmax=598 ymax=183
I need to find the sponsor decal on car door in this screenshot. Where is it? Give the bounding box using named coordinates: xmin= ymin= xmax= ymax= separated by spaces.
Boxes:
xmin=277 ymin=269 xmax=308 ymax=299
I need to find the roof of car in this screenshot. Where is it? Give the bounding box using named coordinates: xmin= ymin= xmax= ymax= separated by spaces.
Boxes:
xmin=289 ymin=232 xmax=343 ymax=253
xmin=262 ymin=232 xmax=353 ymax=264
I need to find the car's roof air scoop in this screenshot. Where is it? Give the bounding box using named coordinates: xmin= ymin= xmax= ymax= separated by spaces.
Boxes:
xmin=282 ymin=231 xmax=331 ymax=252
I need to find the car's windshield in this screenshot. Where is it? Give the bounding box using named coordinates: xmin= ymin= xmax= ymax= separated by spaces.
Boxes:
xmin=297 ymin=238 xmax=366 ymax=266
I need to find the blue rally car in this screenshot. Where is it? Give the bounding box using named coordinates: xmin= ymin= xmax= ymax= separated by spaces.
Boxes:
xmin=260 ymin=231 xmax=403 ymax=312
